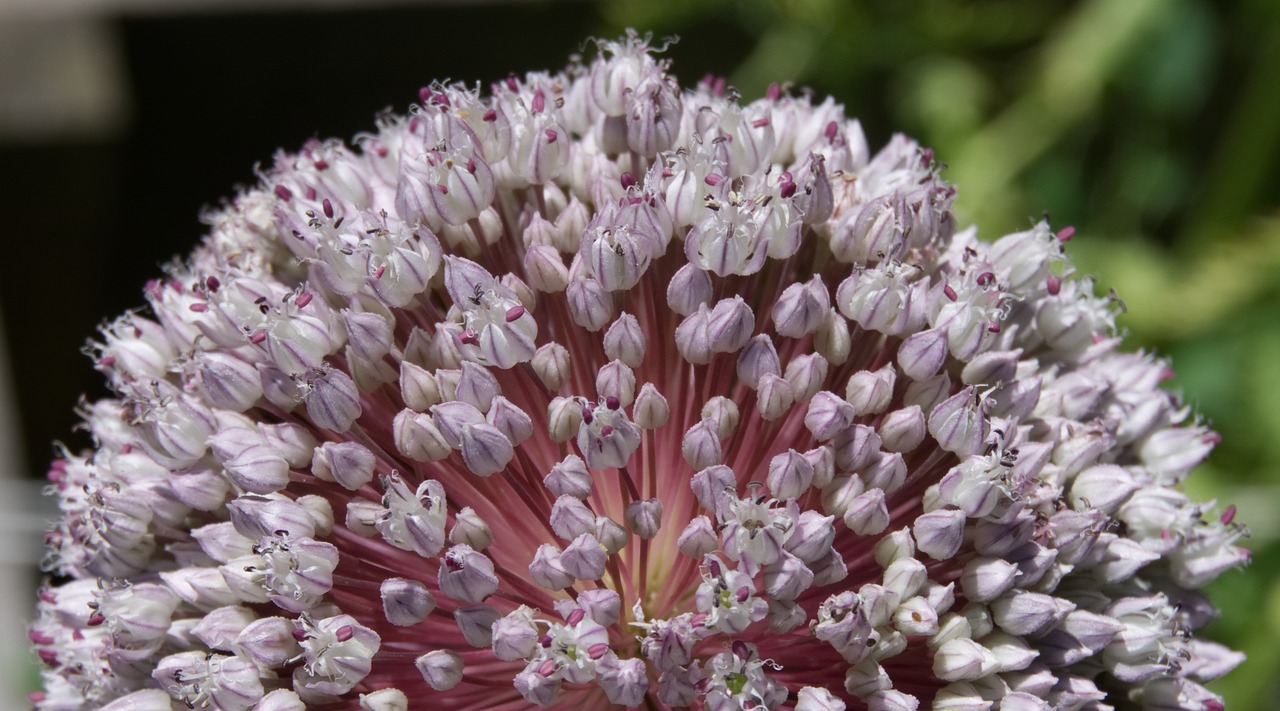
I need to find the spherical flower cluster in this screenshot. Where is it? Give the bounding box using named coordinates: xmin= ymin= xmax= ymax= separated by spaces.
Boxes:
xmin=31 ymin=31 xmax=1247 ymax=711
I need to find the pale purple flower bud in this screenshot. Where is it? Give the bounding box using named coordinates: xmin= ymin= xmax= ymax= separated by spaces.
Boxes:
xmin=456 ymin=361 xmax=501 ymax=413
xmin=833 ymin=423 xmax=882 ymax=471
xmin=596 ymin=360 xmax=637 ymax=407
xmin=675 ymin=304 xmax=714 ymax=364
xmin=597 ymin=656 xmax=648 ymax=707
xmin=625 ymin=75 xmax=682 ymax=155
xmin=393 ymin=409 xmax=451 ymax=463
xmin=757 ymin=372 xmax=796 ymax=420
xmin=990 ymin=591 xmax=1074 ymax=636
xmin=303 ymin=367 xmax=362 ymax=433
xmin=236 ymin=616 xmax=299 ymax=668
xmin=523 ymin=243 xmax=571 ymax=292
xmin=359 ymin=688 xmax=408 ymax=711
xmin=932 ymin=638 xmax=999 ymax=682
xmin=678 ymin=515 xmax=719 ymax=557
xmin=845 ymin=364 xmax=896 ymax=416
xmin=415 ymin=649 xmax=464 ymax=690
xmin=595 ymin=515 xmax=629 ymax=554
xmin=822 ymin=473 xmax=864 ymax=519
xmin=773 ymin=276 xmax=831 ymax=338
xmin=566 ymin=277 xmax=613 ymax=331
xmin=844 ymin=488 xmax=890 ymax=536
xmin=550 ymin=495 xmax=597 ymax=541
xmin=796 ymin=686 xmax=847 ymax=711
xmin=547 ymin=396 xmax=583 ymax=442
xmin=960 ymin=556 xmax=1020 ymax=603
xmin=192 ymin=604 xmax=254 ymax=650
xmin=806 ymin=390 xmax=855 ymax=441
xmin=453 ymin=604 xmax=500 ymax=648
xmin=381 ymin=577 xmax=435 ymax=627
xmin=153 ymin=651 xmax=263 ymax=710
xmin=691 ymin=464 xmax=736 ymax=515
xmin=486 ymin=396 xmax=533 ymax=445
xmin=786 ymin=353 xmax=829 ymax=403
xmin=449 ymin=506 xmax=493 ymax=550
xmin=101 ymin=689 xmax=184 ymax=711
xmin=682 ymin=418 xmax=723 ymax=470
xmin=310 ymin=442 xmax=375 ymax=491
xmin=210 ymin=430 xmax=290 ymax=495
xmin=767 ymin=449 xmax=814 ymax=500
xmin=561 ymin=533 xmax=608 ymax=580
xmin=603 ymin=312 xmax=646 ymax=367
xmin=764 ymin=551 xmax=815 ymax=601
xmin=694 ymin=396 xmax=738 ymax=441
xmin=913 ymin=508 xmax=966 ymax=560
xmin=529 ymin=544 xmax=575 ymax=590
xmin=491 ymin=606 xmax=539 ymax=661
xmin=544 ymin=454 xmax=593 ymax=498
xmin=737 ymin=334 xmax=782 ymax=389
xmin=815 ymin=307 xmax=852 ymax=365
xmin=633 ymin=382 xmax=670 ymax=429
xmin=195 ymin=351 xmax=263 ymax=412
xmin=532 ymin=342 xmax=571 ymax=392
xmin=785 ymin=510 xmax=836 ymax=563
xmin=625 ymin=498 xmax=664 ymax=539
xmin=897 ymin=327 xmax=949 ymax=381
xmin=667 ymin=262 xmax=713 ymax=316
xmin=928 ymin=387 xmax=988 ymax=458
xmin=879 ymin=405 xmax=926 ymax=453
xmin=460 ymin=422 xmax=514 ymax=476
xmin=844 ymin=658 xmax=890 ymax=697
xmin=708 ymin=296 xmax=754 ymax=353
xmin=438 ymin=545 xmax=499 ymax=603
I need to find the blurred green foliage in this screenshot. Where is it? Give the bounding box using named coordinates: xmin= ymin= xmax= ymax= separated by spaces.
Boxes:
xmin=597 ymin=0 xmax=1280 ymax=706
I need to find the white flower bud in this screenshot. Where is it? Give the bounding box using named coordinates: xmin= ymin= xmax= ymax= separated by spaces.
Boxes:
xmin=415 ymin=649 xmax=464 ymax=690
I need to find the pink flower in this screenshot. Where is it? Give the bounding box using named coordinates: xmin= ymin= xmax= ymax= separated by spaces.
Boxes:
xmin=32 ymin=30 xmax=1245 ymax=711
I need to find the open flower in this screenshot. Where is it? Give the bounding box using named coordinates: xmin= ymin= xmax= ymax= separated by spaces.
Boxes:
xmin=32 ymin=30 xmax=1246 ymax=711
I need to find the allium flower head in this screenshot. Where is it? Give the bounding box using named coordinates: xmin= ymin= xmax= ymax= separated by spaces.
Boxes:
xmin=32 ymin=30 xmax=1247 ymax=710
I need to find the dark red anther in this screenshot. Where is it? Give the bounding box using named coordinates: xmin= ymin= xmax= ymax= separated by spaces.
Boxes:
xmin=538 ymin=658 xmax=558 ymax=677
xmin=736 ymin=586 xmax=750 ymax=603
xmin=335 ymin=625 xmax=354 ymax=642
xmin=466 ymin=158 xmax=477 ymax=174
xmin=600 ymin=425 xmax=614 ymax=437
xmin=373 ymin=265 xmax=386 ymax=280
xmin=707 ymin=558 xmax=722 ymax=577
xmin=37 ymin=649 xmax=58 ymax=666
xmin=505 ymin=306 xmax=526 ymax=322
xmin=321 ymin=198 xmax=334 ymax=219
xmin=98 ymin=355 xmax=116 ymax=367
xmin=540 ymin=634 xmax=553 ymax=648
xmin=824 ymin=120 xmax=839 ymax=141
xmin=313 ymin=159 xmax=329 ymax=171
xmin=188 ymin=303 xmax=208 ymax=313
xmin=943 ymin=284 xmax=958 ymax=301
xmin=605 ymin=396 xmax=620 ymax=410
xmin=987 ymin=321 xmax=1002 ymax=333
xmin=459 ymin=329 xmax=479 ymax=346
xmin=1221 ymin=505 xmax=1237 ymax=525
xmin=295 ymin=291 xmax=313 ymax=308
xmin=531 ymin=89 xmax=546 ymax=114
xmin=704 ymin=173 xmax=723 ymax=187
xmin=305 ymin=186 xmax=317 ymax=201
xmin=732 ymin=639 xmax=751 ymax=660
xmin=505 ymin=75 xmax=519 ymax=92
xmin=581 ymin=408 xmax=594 ymax=424
xmin=1046 ymin=276 xmax=1062 ymax=296
xmin=87 ymin=613 xmax=105 ymax=627
xmin=566 ymin=608 xmax=585 ymax=626
xmin=120 ymin=444 xmax=132 ymax=454
xmin=588 ymin=643 xmax=610 ymax=660
xmin=1056 ymin=226 xmax=1076 ymax=242
xmin=419 ymin=87 xmax=433 ymax=104
xmin=752 ymin=117 xmax=770 ymax=129
xmin=920 ymin=148 xmax=934 ymax=170
xmin=273 ymin=185 xmax=293 ymax=201
xmin=662 ymin=167 xmax=674 ymax=178
xmin=766 ymin=82 xmax=781 ymax=101
xmin=482 ymin=108 xmax=497 ymax=122
xmin=779 ymin=180 xmax=797 ymax=199
xmin=204 ymin=276 xmax=220 ymax=293
xmin=712 ymin=76 xmax=726 ymax=96
xmin=249 ymin=330 xmax=267 ymax=345
xmin=976 ymin=272 xmax=995 ymax=287
xmin=292 ymin=629 xmax=309 ymax=641
xmin=437 ymin=183 xmax=449 ymax=195
xmin=620 ymin=172 xmax=637 ymax=190
xmin=544 ymin=129 xmax=558 ymax=143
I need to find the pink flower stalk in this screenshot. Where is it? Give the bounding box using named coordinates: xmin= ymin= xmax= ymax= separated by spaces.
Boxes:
xmin=32 ymin=31 xmax=1247 ymax=711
